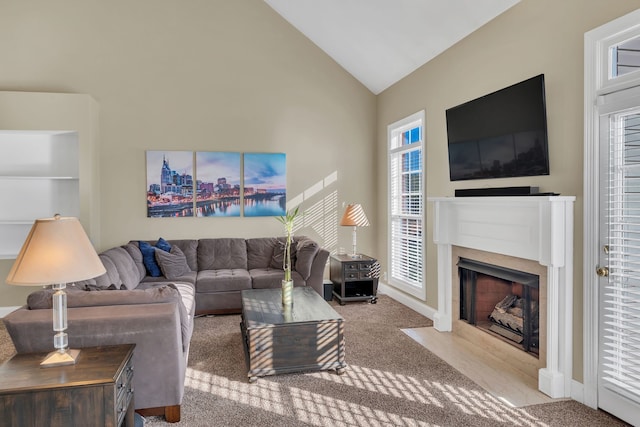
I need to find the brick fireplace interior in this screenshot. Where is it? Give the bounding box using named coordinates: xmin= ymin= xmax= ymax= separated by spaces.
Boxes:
xmin=459 ymin=257 xmax=540 ymax=356
xmin=452 ymin=246 xmax=547 ymax=382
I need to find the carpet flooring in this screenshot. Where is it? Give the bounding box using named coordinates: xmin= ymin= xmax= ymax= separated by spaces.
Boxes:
xmin=0 ymin=296 xmax=630 ymax=426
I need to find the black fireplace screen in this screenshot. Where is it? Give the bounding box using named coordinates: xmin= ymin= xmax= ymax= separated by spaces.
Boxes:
xmin=458 ymin=258 xmax=539 ymax=356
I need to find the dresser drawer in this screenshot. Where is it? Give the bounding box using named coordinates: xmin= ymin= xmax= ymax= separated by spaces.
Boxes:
xmin=115 ymin=355 xmax=134 ymax=426
xmin=359 ymin=262 xmax=373 ymax=271
xmin=344 ymin=263 xmax=359 ymax=272
xmin=343 ymin=262 xmax=372 ymax=280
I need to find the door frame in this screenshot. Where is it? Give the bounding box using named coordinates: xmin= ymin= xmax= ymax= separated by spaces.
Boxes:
xmin=583 ymin=7 xmax=640 ymax=410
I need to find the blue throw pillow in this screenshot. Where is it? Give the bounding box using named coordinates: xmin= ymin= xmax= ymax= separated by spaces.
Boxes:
xmin=139 ymin=241 xmax=162 ymax=277
xmin=139 ymin=239 xmax=172 ymax=277
xmin=156 ymin=237 xmax=171 ymax=252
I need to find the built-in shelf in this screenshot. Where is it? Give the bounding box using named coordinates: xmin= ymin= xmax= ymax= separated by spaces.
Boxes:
xmin=0 ymin=128 xmax=81 ymax=258
xmin=0 ymin=92 xmax=100 ymax=309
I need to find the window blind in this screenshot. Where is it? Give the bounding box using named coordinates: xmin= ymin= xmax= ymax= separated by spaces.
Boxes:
xmin=389 ymin=132 xmax=423 ymax=289
xmin=602 ymin=110 xmax=640 ymax=401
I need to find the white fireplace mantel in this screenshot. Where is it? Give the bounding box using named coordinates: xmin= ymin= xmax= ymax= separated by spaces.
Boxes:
xmin=429 ymin=195 xmax=575 ymax=399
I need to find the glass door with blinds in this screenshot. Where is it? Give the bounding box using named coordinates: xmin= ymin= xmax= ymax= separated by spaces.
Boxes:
xmin=598 ymin=94 xmax=640 ymax=425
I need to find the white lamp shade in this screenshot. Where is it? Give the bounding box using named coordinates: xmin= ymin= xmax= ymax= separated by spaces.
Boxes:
xmin=340 ymin=204 xmax=370 ymax=227
xmin=6 ymin=216 xmax=106 ymax=286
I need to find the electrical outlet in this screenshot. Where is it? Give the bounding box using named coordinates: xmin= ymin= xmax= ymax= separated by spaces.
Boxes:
xmin=383 ymin=271 xmax=388 ymax=281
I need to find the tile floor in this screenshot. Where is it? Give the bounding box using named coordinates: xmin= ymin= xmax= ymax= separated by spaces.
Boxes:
xmin=403 ymin=326 xmax=566 ymax=408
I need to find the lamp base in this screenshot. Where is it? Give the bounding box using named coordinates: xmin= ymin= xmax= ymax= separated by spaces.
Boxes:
xmin=40 ymin=348 xmax=80 ymax=368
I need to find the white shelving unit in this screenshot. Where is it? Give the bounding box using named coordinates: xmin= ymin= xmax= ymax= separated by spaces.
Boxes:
xmin=0 ymin=131 xmax=80 ymax=258
xmin=0 ymin=91 xmax=100 ymax=311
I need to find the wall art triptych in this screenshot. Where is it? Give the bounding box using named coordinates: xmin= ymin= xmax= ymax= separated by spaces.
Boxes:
xmin=146 ymin=151 xmax=286 ymax=218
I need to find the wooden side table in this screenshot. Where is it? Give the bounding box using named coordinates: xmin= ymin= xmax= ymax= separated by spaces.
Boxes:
xmin=0 ymin=344 xmax=135 ymax=427
xmin=330 ymin=253 xmax=379 ymax=305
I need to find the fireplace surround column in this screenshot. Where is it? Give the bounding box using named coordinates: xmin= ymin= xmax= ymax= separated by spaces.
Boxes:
xmin=429 ymin=196 xmax=575 ymax=399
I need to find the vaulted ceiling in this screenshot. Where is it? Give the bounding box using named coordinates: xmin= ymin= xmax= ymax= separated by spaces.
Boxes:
xmin=265 ymin=0 xmax=520 ymax=94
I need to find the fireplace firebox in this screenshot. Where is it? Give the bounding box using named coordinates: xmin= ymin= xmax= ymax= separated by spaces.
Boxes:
xmin=458 ymin=258 xmax=540 ymax=356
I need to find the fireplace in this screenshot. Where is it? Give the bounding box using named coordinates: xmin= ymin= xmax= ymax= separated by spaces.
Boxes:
xmin=458 ymin=258 xmax=539 ymax=356
xmin=429 ymin=195 xmax=575 ymax=398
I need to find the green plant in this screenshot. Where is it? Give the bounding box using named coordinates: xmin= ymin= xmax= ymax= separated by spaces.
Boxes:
xmin=275 ymin=207 xmax=300 ymax=282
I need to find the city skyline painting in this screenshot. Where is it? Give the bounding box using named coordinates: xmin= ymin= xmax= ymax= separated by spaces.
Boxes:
xmin=146 ymin=150 xmax=194 ymax=218
xmin=195 ymin=152 xmax=241 ymax=217
xmin=243 ymin=152 xmax=286 ymax=217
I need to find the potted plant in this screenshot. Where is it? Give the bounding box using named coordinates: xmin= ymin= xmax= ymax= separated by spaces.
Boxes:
xmin=276 ymin=207 xmax=299 ymax=307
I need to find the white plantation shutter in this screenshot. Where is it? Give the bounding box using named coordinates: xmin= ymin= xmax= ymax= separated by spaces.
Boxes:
xmin=388 ymin=111 xmax=424 ymax=298
xmin=602 ymin=109 xmax=640 ymax=402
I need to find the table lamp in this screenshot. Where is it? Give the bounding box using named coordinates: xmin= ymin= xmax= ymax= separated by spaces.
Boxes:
xmin=340 ymin=203 xmax=369 ymax=258
xmin=6 ymin=215 xmax=106 ymax=367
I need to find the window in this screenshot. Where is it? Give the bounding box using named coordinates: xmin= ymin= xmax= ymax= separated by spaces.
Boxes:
xmin=611 ymin=35 xmax=640 ymax=79
xmin=598 ymin=25 xmax=640 ymax=93
xmin=388 ymin=111 xmax=424 ymax=299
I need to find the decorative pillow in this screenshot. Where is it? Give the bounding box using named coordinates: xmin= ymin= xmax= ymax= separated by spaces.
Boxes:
xmin=155 ymin=237 xmax=172 ymax=252
xmin=155 ymin=245 xmax=191 ymax=280
xmin=139 ymin=241 xmax=162 ymax=277
xmin=295 ymin=239 xmax=320 ymax=280
xmin=270 ymin=240 xmax=297 ymax=270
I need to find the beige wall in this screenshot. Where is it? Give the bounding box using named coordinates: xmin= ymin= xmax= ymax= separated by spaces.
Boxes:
xmin=376 ymin=0 xmax=640 ymax=382
xmin=0 ymin=1 xmax=377 ymax=307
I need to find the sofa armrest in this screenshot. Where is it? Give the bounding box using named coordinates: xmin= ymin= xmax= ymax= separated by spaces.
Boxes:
xmin=3 ymin=302 xmax=187 ymax=410
xmin=306 ymin=247 xmax=330 ymax=296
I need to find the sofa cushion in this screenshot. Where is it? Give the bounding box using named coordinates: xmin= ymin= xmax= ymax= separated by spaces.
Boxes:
xmin=139 ymin=271 xmax=197 ymax=287
xmin=95 ymin=254 xmax=123 ymax=289
xmin=101 ymin=247 xmax=142 ymax=290
xmin=269 ymin=239 xmax=297 ymax=270
xmin=122 ymin=242 xmax=146 ymax=282
xmin=196 ymin=269 xmax=252 ymax=293
xmin=246 ymin=237 xmax=278 ymax=270
xmin=172 ymin=282 xmax=196 ymax=350
xmin=250 ymin=269 xmax=304 ymax=289
xmin=295 ymin=238 xmax=320 ymax=280
xmin=155 ymin=245 xmax=191 ymax=280
xmin=27 ymin=285 xmax=182 ymax=309
xmin=197 ymin=238 xmax=247 ymax=270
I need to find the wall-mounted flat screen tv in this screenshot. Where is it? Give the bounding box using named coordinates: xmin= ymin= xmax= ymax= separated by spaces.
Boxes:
xmin=446 ymin=74 xmax=549 ymax=181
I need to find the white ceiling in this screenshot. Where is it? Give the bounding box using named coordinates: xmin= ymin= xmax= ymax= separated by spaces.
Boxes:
xmin=265 ymin=0 xmax=520 ymax=94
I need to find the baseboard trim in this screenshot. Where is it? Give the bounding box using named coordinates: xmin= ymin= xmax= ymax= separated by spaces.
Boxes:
xmin=378 ymin=283 xmax=437 ymax=321
xmin=0 ymin=306 xmax=20 ymax=318
xmin=571 ymin=380 xmax=585 ymax=404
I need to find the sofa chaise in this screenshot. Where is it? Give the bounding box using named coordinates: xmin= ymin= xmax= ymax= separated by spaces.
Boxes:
xmin=3 ymin=236 xmax=329 ymax=423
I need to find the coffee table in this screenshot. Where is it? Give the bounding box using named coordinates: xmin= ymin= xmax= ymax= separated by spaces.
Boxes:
xmin=240 ymin=286 xmax=346 ymax=382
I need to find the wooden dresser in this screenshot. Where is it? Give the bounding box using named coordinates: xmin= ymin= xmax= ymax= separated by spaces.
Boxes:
xmin=0 ymin=344 xmax=135 ymax=427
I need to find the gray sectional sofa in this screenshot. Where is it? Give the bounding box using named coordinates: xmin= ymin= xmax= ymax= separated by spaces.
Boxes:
xmin=3 ymin=236 xmax=329 ymax=423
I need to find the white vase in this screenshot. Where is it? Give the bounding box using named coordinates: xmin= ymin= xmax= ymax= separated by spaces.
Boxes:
xmin=282 ymin=279 xmax=293 ymax=308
